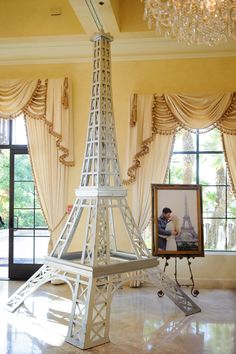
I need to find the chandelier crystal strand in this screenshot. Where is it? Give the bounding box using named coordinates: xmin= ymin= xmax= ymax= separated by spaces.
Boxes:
xmin=142 ymin=0 xmax=236 ymax=46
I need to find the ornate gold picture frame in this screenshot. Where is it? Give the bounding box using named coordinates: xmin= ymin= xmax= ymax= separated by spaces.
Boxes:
xmin=152 ymin=184 xmax=204 ymax=257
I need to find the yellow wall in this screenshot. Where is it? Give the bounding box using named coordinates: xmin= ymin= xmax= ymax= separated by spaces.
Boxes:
xmin=1 ymin=55 xmax=236 ymax=287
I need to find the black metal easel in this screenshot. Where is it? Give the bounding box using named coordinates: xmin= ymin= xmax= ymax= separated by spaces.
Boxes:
xmin=157 ymin=256 xmax=199 ymax=297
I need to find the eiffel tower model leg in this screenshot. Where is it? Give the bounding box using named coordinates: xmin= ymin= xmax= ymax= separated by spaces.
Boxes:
xmin=145 ymin=267 xmax=201 ymax=316
xmin=5 ymin=31 xmax=200 ymax=350
xmin=5 ymin=196 xmax=84 ymax=313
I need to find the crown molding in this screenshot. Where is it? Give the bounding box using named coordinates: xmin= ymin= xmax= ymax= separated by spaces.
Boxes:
xmin=0 ymin=34 xmax=235 ymax=65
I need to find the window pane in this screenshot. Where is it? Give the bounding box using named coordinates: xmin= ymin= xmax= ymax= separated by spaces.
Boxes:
xmin=0 ymin=149 xmax=9 ymax=226
xmin=12 ymin=116 xmax=27 ymax=145
xmin=0 ymin=119 xmax=10 ymax=144
xmin=169 ymin=154 xmax=196 ymax=184
xmin=14 ymin=181 xmax=34 ymax=208
xmin=202 ymin=186 xmax=226 ymax=217
xmin=14 ymin=229 xmax=33 ymax=237
xmin=14 ymin=209 xmax=34 ymax=228
xmin=13 ymin=237 xmax=33 ymax=263
xmin=227 ymin=189 xmax=236 ymax=218
xmin=199 ymin=154 xmax=226 ymax=185
xmin=35 ymin=229 xmax=50 ymax=237
xmin=35 ymin=209 xmax=47 ymax=228
xmin=203 ymin=218 xmax=226 ymax=251
xmin=35 ymin=192 xmax=41 ymax=208
xmin=35 ymin=237 xmax=50 ymax=263
xmin=199 ymin=129 xmax=222 ymax=151
xmin=14 ymin=154 xmax=33 ymax=180
xmin=227 ymin=220 xmax=236 ymax=250
xmin=173 ymin=130 xmax=196 ymax=152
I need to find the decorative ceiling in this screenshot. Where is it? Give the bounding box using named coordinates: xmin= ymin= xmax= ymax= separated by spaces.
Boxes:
xmin=0 ymin=0 xmax=236 ymax=64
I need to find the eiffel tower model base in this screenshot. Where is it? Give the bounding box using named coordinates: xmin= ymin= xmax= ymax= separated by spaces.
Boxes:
xmin=5 ymin=194 xmax=159 ymax=349
xmin=5 ymin=31 xmax=201 ymax=350
xmin=5 ymin=255 xmax=200 ymax=350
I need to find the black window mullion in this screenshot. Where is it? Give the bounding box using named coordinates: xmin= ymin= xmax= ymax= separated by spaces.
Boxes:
xmin=196 ymin=130 xmax=199 ymax=185
xmin=33 ymin=185 xmax=36 ymax=262
xmin=225 ymin=167 xmax=228 ymax=250
xmin=9 ymin=118 xmax=13 ymax=146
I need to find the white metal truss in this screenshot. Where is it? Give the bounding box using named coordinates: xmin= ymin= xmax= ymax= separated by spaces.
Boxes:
xmin=146 ymin=268 xmax=200 ymax=316
xmin=5 ymin=31 xmax=201 ymax=350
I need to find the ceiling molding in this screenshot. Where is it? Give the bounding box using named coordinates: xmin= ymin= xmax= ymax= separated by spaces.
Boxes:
xmin=92 ymin=0 xmax=120 ymax=33
xmin=68 ymin=0 xmax=120 ymax=34
xmin=0 ymin=34 xmax=235 ymax=65
xmin=68 ymin=0 xmax=97 ymax=33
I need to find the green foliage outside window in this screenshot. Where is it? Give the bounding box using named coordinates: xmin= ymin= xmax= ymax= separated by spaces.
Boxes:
xmin=14 ymin=155 xmax=47 ymax=229
xmin=0 ymin=150 xmax=10 ymax=226
xmin=0 ymin=150 xmax=47 ymax=229
xmin=167 ymin=128 xmax=236 ymax=251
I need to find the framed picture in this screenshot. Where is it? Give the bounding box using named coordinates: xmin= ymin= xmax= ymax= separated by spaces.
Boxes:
xmin=152 ymin=184 xmax=204 ymax=257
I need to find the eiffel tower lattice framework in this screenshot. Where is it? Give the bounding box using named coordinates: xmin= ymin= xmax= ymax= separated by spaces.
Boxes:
xmin=5 ymin=32 xmax=201 ymax=350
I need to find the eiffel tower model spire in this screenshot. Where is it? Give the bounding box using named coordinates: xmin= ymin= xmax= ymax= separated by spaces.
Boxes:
xmin=5 ymin=31 xmax=201 ymax=350
xmin=50 ymin=31 xmax=152 ymax=266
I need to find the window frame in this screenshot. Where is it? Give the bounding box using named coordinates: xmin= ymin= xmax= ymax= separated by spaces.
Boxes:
xmin=0 ymin=117 xmax=49 ymax=279
xmin=166 ymin=128 xmax=236 ymax=252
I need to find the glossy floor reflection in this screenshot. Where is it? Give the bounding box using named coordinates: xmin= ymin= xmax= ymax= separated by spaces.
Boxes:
xmin=0 ymin=280 xmax=236 ymax=354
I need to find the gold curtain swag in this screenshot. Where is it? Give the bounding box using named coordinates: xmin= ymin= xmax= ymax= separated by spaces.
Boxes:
xmin=0 ymin=78 xmax=74 ymax=166
xmin=0 ymin=78 xmax=74 ymax=250
xmin=125 ymin=92 xmax=236 ymax=187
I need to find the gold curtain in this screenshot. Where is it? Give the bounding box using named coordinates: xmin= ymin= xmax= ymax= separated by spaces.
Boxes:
xmin=0 ymin=78 xmax=74 ymax=250
xmin=125 ymin=92 xmax=236 ymax=232
xmin=127 ymin=94 xmax=173 ymax=233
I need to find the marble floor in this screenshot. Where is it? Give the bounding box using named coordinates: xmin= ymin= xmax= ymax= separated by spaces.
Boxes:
xmin=0 ymin=280 xmax=236 ymax=354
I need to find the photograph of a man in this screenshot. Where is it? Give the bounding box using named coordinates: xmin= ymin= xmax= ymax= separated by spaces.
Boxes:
xmin=158 ymin=207 xmax=178 ymax=250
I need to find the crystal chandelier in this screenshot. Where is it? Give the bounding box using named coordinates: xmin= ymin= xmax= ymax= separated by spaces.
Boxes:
xmin=142 ymin=0 xmax=236 ymax=46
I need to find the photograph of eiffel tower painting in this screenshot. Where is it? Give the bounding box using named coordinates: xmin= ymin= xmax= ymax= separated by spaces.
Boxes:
xmin=176 ymin=194 xmax=199 ymax=251
xmin=152 ymin=184 xmax=204 ymax=257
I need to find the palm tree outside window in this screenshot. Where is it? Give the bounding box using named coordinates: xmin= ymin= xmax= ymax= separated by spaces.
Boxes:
xmin=166 ymin=128 xmax=236 ymax=252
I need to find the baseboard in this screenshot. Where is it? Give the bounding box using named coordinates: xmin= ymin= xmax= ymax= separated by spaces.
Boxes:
xmin=143 ymin=277 xmax=236 ymax=289
xmin=193 ymin=278 xmax=236 ymax=289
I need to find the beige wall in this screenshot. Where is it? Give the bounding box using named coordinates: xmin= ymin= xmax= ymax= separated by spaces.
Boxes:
xmin=1 ymin=55 xmax=236 ymax=287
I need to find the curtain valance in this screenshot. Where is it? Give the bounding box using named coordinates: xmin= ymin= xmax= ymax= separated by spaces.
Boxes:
xmin=125 ymin=92 xmax=236 ymax=185
xmin=0 ymin=78 xmax=74 ymax=166
xmin=0 ymin=77 xmax=74 ymax=252
xmin=126 ymin=92 xmax=236 ymax=234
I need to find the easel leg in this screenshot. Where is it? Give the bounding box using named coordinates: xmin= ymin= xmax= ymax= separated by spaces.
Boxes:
xmin=174 ymin=257 xmax=181 ymax=287
xmin=175 ymin=257 xmax=199 ymax=297
xmin=157 ymin=257 xmax=199 ymax=297
xmin=157 ymin=257 xmax=169 ymax=297
xmin=186 ymin=257 xmax=199 ymax=297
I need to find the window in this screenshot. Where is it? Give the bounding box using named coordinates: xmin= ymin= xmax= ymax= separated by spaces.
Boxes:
xmin=0 ymin=116 xmax=49 ymax=271
xmin=166 ymin=128 xmax=236 ymax=252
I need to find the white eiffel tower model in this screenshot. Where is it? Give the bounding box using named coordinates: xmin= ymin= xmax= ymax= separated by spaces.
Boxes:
xmin=5 ymin=31 xmax=201 ymax=350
